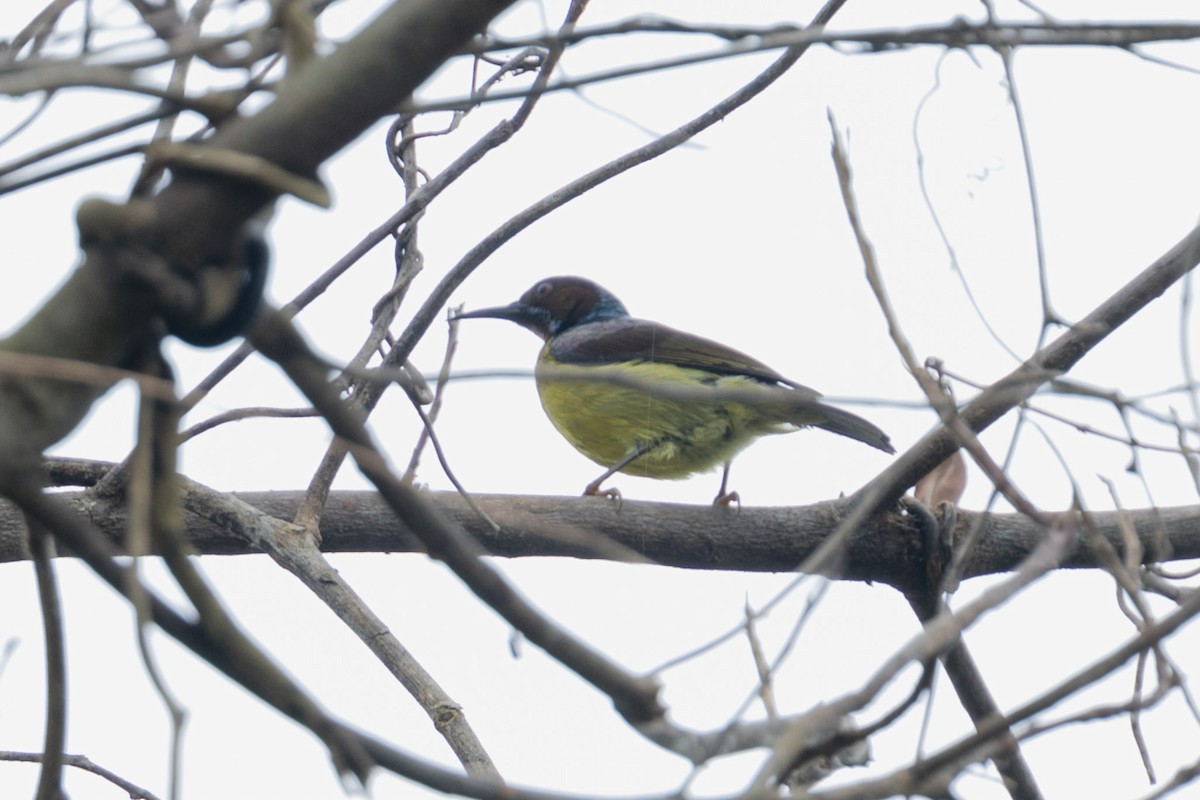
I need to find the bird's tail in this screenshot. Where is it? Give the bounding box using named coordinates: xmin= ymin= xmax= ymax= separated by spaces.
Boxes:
xmin=812 ymin=404 xmax=895 ymax=454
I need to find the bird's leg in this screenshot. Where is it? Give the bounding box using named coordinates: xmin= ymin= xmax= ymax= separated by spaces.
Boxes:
xmin=712 ymin=462 xmax=741 ymax=508
xmin=583 ymin=444 xmax=653 ymax=505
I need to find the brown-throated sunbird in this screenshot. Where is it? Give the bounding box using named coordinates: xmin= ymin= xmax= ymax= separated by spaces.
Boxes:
xmin=456 ymin=276 xmax=894 ymax=504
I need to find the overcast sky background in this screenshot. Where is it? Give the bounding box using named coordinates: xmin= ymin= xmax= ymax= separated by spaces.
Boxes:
xmin=2 ymin=1 xmax=1200 ymax=798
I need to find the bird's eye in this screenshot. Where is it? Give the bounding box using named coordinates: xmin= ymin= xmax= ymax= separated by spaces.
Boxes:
xmin=535 ymin=281 xmax=553 ymax=298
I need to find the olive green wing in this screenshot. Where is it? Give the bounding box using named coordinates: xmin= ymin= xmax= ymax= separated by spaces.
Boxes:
xmin=548 ymin=318 xmax=820 ymax=394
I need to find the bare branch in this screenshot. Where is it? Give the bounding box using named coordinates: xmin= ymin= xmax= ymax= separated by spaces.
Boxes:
xmin=413 ymin=21 xmax=1200 ymax=113
xmin=0 ymin=751 xmax=162 ymax=800
xmin=12 ymin=477 xmax=1200 ymax=583
xmin=175 ymin=475 xmax=503 ymax=780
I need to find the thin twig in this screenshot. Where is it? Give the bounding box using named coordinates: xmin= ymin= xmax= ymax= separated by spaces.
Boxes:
xmin=27 ymin=514 xmax=66 ymax=800
xmin=128 ymin=375 xmax=188 ymax=800
xmin=912 ymin=48 xmax=1021 ymax=362
xmin=178 ymin=406 xmax=319 ymax=443
xmin=0 ymin=751 xmax=163 ymax=800
xmin=413 ymin=21 xmax=1200 ymax=113
xmin=744 ymin=599 xmax=777 ymax=720
xmin=403 ymin=307 xmax=462 ymax=483
xmin=1137 ymin=754 xmax=1200 ymax=800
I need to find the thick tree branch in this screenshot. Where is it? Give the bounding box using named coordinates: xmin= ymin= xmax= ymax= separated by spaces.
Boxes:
xmin=0 ymin=0 xmax=517 ymax=467
xmin=8 ymin=481 xmax=1199 ymax=585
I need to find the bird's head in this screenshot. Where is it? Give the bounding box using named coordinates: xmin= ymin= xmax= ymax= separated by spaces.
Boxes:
xmin=455 ymin=276 xmax=629 ymax=340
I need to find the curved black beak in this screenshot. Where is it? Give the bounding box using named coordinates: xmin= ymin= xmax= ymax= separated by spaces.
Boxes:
xmin=452 ymin=302 xmax=526 ymax=323
xmin=453 ymin=301 xmax=553 ymax=340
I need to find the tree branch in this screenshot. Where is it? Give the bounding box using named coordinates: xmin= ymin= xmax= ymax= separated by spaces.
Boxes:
xmin=0 ymin=0 xmax=517 ymax=468
xmin=11 ymin=479 xmax=1200 ymax=585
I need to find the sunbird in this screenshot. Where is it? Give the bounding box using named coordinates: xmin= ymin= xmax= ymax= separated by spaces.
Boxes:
xmin=456 ymin=276 xmax=894 ymax=503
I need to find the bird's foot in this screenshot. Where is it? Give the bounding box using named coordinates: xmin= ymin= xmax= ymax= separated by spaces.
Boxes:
xmin=712 ymin=490 xmax=741 ymax=510
xmin=583 ymin=482 xmax=623 ymax=511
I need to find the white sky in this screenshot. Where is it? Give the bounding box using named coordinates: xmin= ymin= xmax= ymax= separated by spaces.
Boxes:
xmin=2 ymin=1 xmax=1200 ymax=798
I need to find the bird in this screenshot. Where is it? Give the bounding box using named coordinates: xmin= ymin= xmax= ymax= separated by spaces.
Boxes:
xmin=455 ymin=276 xmax=894 ymax=504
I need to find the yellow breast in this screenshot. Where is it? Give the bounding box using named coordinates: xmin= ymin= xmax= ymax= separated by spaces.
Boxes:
xmin=534 ymin=348 xmax=788 ymax=479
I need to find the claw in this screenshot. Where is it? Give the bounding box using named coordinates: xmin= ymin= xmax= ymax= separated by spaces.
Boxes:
xmin=583 ymin=482 xmax=623 ymax=511
xmin=712 ymin=489 xmax=741 ymax=510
